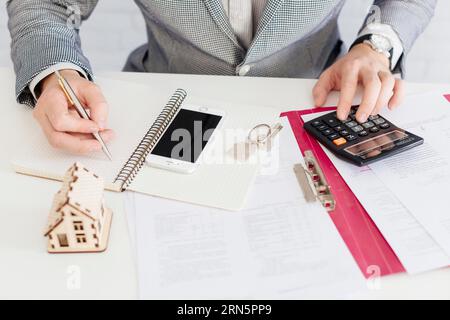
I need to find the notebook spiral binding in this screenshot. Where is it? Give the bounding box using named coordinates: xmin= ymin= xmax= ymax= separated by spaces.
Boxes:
xmin=114 ymin=89 xmax=188 ymax=191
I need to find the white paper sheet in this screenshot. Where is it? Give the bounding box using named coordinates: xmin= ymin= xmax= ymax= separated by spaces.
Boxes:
xmin=326 ymin=152 xmax=450 ymax=275
xmin=370 ymin=114 xmax=450 ymax=257
xmin=301 ymin=92 xmax=450 ymax=274
xmin=133 ymin=117 xmax=365 ymax=299
xmin=123 ymin=191 xmax=137 ymax=258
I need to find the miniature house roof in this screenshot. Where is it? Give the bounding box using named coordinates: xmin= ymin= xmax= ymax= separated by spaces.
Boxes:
xmin=45 ymin=163 xmax=105 ymax=236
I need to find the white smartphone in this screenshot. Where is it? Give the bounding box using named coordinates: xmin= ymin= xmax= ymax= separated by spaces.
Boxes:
xmin=146 ymin=105 xmax=225 ymax=174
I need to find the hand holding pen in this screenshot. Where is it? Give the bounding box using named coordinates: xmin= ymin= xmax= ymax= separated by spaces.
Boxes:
xmin=31 ymin=70 xmax=115 ymax=156
xmin=55 ymin=70 xmax=113 ymax=160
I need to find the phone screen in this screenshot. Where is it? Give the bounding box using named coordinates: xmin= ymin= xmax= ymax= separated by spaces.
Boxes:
xmin=150 ymin=109 xmax=223 ymax=163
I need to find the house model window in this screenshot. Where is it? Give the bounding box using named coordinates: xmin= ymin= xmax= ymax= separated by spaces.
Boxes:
xmin=44 ymin=163 xmax=113 ymax=254
xmin=73 ymin=221 xmax=84 ymax=231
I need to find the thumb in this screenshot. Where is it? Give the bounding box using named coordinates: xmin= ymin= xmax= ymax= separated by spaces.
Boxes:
xmin=313 ymin=70 xmax=334 ymax=107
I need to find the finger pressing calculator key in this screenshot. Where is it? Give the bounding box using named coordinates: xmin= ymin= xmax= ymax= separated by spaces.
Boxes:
xmin=303 ymin=106 xmax=424 ymax=166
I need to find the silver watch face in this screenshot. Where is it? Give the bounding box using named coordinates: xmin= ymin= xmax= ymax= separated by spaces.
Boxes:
xmin=370 ymin=34 xmax=392 ymax=52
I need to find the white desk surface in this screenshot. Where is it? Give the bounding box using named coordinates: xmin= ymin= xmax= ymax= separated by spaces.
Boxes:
xmin=1 ymin=67 xmax=450 ymax=299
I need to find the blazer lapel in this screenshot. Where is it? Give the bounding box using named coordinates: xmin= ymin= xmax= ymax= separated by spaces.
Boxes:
xmin=246 ymin=0 xmax=285 ymax=59
xmin=203 ymin=0 xmax=244 ymax=50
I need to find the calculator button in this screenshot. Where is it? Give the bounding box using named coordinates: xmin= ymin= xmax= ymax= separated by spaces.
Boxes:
xmin=380 ymin=123 xmax=391 ymax=129
xmin=362 ymin=122 xmax=375 ymax=129
xmin=359 ymin=131 xmax=369 ymax=137
xmin=323 ymin=129 xmax=335 ymax=136
xmin=352 ymin=125 xmax=364 ymax=133
xmin=317 ymin=125 xmax=329 ymax=131
xmin=346 ymin=121 xmax=358 ymax=128
xmin=346 ymin=134 xmax=358 ymax=141
xmin=333 ymin=138 xmax=347 ymax=146
xmin=334 ymin=125 xmax=345 ymax=132
xmin=370 ymin=127 xmax=380 ymax=133
xmin=325 ymin=118 xmax=340 ymax=127
xmin=312 ymin=120 xmax=323 ymax=127
xmin=341 ymin=117 xmax=352 ymax=124
xmin=373 ymin=118 xmax=386 ymax=125
xmin=340 ymin=130 xmax=350 ymax=136
xmin=328 ymin=133 xmax=341 ymax=141
xmin=369 ymin=115 xmax=380 ymax=120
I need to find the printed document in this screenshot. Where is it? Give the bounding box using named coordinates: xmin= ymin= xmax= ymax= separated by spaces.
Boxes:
xmin=133 ymin=118 xmax=365 ymax=299
xmin=370 ymin=94 xmax=450 ymax=257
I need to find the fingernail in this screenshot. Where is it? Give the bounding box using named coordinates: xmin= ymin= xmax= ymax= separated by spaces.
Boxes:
xmin=337 ymin=111 xmax=347 ymax=121
xmin=357 ymin=112 xmax=367 ymax=123
xmin=98 ymin=120 xmax=107 ymax=130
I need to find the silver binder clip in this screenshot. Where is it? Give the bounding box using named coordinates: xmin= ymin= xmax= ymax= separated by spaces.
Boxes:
xmin=293 ymin=150 xmax=336 ymax=212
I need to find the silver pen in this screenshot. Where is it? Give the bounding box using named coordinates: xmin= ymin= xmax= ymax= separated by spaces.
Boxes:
xmin=55 ymin=70 xmax=113 ymax=161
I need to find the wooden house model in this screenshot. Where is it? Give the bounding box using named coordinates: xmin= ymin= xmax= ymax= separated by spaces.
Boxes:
xmin=44 ymin=163 xmax=113 ymax=253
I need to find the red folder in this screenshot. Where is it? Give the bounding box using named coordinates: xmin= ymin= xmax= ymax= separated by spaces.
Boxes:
xmin=282 ymin=109 xmax=404 ymax=278
xmin=282 ymin=94 xmax=450 ymax=278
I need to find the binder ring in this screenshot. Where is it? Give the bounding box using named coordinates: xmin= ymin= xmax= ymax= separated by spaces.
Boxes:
xmin=248 ymin=124 xmax=271 ymax=145
xmin=114 ymin=88 xmax=187 ymax=190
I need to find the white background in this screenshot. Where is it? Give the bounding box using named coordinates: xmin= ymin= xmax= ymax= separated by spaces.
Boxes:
xmin=1 ymin=0 xmax=450 ymax=83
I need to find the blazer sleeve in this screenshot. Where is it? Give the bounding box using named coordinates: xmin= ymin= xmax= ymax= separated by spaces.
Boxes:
xmin=360 ymin=0 xmax=437 ymax=76
xmin=7 ymin=0 xmax=99 ymax=106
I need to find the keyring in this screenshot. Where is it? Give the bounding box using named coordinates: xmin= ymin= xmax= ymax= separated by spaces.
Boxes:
xmin=248 ymin=124 xmax=272 ymax=145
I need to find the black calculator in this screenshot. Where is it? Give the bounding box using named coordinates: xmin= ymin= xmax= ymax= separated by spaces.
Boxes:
xmin=303 ymin=107 xmax=424 ymax=166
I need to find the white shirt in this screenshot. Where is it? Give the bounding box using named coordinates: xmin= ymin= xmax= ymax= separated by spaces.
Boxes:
xmin=221 ymin=0 xmax=267 ymax=49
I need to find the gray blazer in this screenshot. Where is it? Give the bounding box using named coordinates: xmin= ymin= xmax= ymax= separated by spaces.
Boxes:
xmin=7 ymin=0 xmax=436 ymax=106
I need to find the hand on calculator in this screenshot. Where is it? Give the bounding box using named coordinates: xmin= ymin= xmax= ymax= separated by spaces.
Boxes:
xmin=312 ymin=44 xmax=404 ymax=123
xmin=304 ymin=107 xmax=424 ymax=166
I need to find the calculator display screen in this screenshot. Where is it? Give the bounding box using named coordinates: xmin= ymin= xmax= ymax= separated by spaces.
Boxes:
xmin=344 ymin=130 xmax=409 ymax=160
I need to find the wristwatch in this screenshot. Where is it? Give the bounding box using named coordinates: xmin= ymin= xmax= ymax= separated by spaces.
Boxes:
xmin=352 ymin=34 xmax=394 ymax=69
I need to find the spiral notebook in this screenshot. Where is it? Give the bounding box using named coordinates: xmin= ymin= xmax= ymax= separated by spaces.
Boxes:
xmin=12 ymin=77 xmax=279 ymax=210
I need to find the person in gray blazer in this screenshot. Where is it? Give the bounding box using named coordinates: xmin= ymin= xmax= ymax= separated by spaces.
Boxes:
xmin=7 ymin=0 xmax=436 ymax=154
